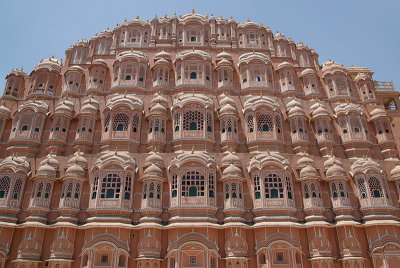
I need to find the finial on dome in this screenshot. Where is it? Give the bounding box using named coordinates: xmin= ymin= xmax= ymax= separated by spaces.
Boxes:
xmin=124 ymin=90 xmax=127 ymax=98
xmin=77 ymin=148 xmax=81 ymax=154
xmin=329 ymin=57 xmax=332 ymax=62
xmin=40 ymin=58 xmax=43 ymax=63
xmin=351 ymin=64 xmax=354 ymax=67
xmin=252 ymin=49 xmax=255 ymax=54
xmin=303 ymin=151 xmax=307 ymax=156
xmin=260 ymin=22 xmax=263 ymax=26
xmin=164 ymin=13 xmax=167 ymax=18
xmin=192 ymin=146 xmax=194 ymax=154
xmin=211 ymin=13 xmax=214 ymax=16
xmin=192 ymin=47 xmax=195 ymax=51
xmin=32 ymin=96 xmax=37 ymax=103
xmin=21 ymin=66 xmax=23 ymax=71
xmin=107 ymin=26 xmax=109 ymax=30
xmin=124 ymin=18 xmax=127 ymax=22
xmin=155 ymin=14 xmax=158 ymax=18
xmin=229 ymin=147 xmax=232 ymax=153
xmin=330 ymin=150 xmax=333 ymax=157
xmin=192 ymin=9 xmax=195 ymax=14
xmin=267 ymin=148 xmax=270 ymax=156
xmin=260 ymin=91 xmax=263 ymax=99
xmin=174 ymin=11 xmax=176 ymax=16
xmin=230 ymin=16 xmax=233 ymax=19
xmin=192 ymin=89 xmax=195 ymax=97
xmin=346 ymin=99 xmax=349 ymax=105
xmin=136 ymin=14 xmax=140 ymax=19
xmin=179 ymin=13 xmax=182 ymax=18
xmin=276 ymin=29 xmax=279 ymax=33
xmin=52 ymin=55 xmax=55 ymax=58
xmin=15 ymin=152 xmax=18 ymax=158
xmin=206 ymin=14 xmax=208 ymax=19
xmin=115 ymin=147 xmax=118 ymax=155
xmin=153 ymin=146 xmax=157 ymax=152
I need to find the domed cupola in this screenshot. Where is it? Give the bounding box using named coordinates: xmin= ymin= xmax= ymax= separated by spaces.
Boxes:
xmin=171 ymin=93 xmax=215 ymax=152
xmin=3 ymin=68 xmax=28 ymax=99
xmin=152 ymin=51 xmax=172 ymax=89
xmin=74 ymin=96 xmax=100 ymax=153
xmin=28 ymin=57 xmax=61 ymax=98
xmin=219 ymin=94 xmax=240 ymax=151
xmin=140 ymin=151 xmax=165 ymax=223
xmin=87 ymin=59 xmax=110 ymax=95
xmin=277 ymin=61 xmax=297 ymax=95
xmin=147 ymin=93 xmax=169 ymax=152
xmin=335 ymin=102 xmax=373 ymax=158
xmin=66 ymin=39 xmax=89 ymax=65
xmin=286 ymin=98 xmax=310 ymax=154
xmin=62 ymin=65 xmax=85 ymax=97
xmin=28 ymin=153 xmax=59 ymax=222
xmin=243 ymin=94 xmax=284 ymax=152
xmin=47 ymin=98 xmax=75 ymax=155
xmin=238 ymin=52 xmax=274 ymax=91
xmin=90 ymin=28 xmax=112 ymax=56
xmin=310 ymin=101 xmax=334 ymax=156
xmin=355 ymin=72 xmax=375 ymax=102
xmin=368 ymin=106 xmax=397 ymax=160
xmin=322 ymin=60 xmax=354 ymax=100
xmin=112 ymin=50 xmax=149 ymax=92
xmin=216 ymin=51 xmax=234 ymax=90
xmin=221 ymin=151 xmax=245 ymax=223
xmin=298 ymin=163 xmax=325 ymax=222
xmin=300 ymin=68 xmax=320 ymax=96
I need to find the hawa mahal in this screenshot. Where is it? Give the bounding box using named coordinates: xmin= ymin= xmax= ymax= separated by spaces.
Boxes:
xmin=1 ymin=10 xmax=400 ymax=268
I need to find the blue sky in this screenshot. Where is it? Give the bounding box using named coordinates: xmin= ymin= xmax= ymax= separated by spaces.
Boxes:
xmin=0 ymin=0 xmax=399 ymax=92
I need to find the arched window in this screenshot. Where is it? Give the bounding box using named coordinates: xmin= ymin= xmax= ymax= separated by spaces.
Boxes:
xmin=113 ymin=113 xmax=129 ymax=131
xmin=171 ymin=174 xmax=178 ymax=198
xmin=264 ymin=173 xmax=284 ymax=199
xmin=247 ymin=115 xmax=254 ymax=133
xmin=0 ymin=176 xmax=11 ymax=199
xmin=357 ymin=177 xmax=367 ymax=199
xmin=208 ymin=174 xmax=214 ymax=198
xmin=181 ymin=171 xmax=205 ymax=197
xmin=183 ymin=111 xmax=203 ymax=131
xmin=254 ymin=175 xmax=261 ymax=199
xmin=131 ymin=114 xmax=140 ymax=133
xmin=124 ymin=176 xmax=132 ymax=200
xmin=190 ymin=72 xmax=197 ymax=79
xmin=368 ymin=176 xmax=383 ymax=198
xmin=258 ymin=114 xmax=273 ymax=132
xmin=100 ymin=174 xmax=121 ymax=199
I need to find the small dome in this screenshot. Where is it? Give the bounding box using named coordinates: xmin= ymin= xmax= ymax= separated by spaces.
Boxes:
xmin=149 ymin=102 xmax=168 ymax=116
xmin=37 ymin=162 xmax=56 ymax=178
xmin=221 ymin=151 xmax=241 ymax=167
xmin=390 ymin=165 xmax=400 ymax=181
xmin=286 ymin=98 xmax=302 ymax=110
xmin=154 ymin=50 xmax=172 ymax=61
xmin=67 ymin=151 xmax=88 ymax=169
xmin=300 ymin=165 xmax=320 ymax=179
xmin=326 ymin=163 xmax=346 ymax=180
xmin=34 ymin=57 xmax=62 ymax=73
xmin=219 ymin=103 xmax=237 ymax=116
xmin=223 ymin=164 xmax=242 ymax=177
xmin=217 ymin=51 xmax=232 ymax=61
xmin=79 ymin=97 xmax=99 ymax=117
xmin=288 ymin=105 xmax=306 ymax=118
xmin=91 ymin=59 xmax=108 ymax=68
xmin=297 ymin=155 xmax=315 ymax=169
xmin=274 ymin=31 xmax=286 ymax=40
xmin=144 ymin=151 xmax=164 ymax=167
xmin=151 ymin=93 xmax=168 ymax=107
xmin=144 ymin=163 xmax=163 ymax=178
xmin=40 ymin=153 xmax=59 ymax=170
xmin=65 ymin=163 xmax=85 ymax=178
xmin=311 ymin=104 xmax=330 ymax=119
xmin=54 ymin=99 xmax=75 ymax=117
xmin=219 ymin=94 xmax=236 ymax=108
xmin=324 ymin=156 xmax=343 ymax=169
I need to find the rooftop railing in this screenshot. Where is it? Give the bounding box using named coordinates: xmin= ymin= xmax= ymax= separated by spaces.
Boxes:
xmin=374 ymin=81 xmax=395 ymax=92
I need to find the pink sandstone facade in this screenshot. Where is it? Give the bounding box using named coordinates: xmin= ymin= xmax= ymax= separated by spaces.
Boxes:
xmin=1 ymin=10 xmax=400 ymax=268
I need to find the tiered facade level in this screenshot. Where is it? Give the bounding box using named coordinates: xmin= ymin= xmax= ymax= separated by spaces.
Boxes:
xmin=2 ymin=11 xmax=400 ymax=268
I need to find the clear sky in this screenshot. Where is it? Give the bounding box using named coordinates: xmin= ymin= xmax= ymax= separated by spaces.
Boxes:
xmin=0 ymin=0 xmax=399 ymax=92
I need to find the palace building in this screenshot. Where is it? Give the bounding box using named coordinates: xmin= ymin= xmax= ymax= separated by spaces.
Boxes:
xmin=1 ymin=10 xmax=400 ymax=268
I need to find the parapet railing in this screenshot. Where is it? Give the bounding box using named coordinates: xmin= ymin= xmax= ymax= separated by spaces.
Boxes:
xmin=374 ymin=81 xmax=395 ymax=92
